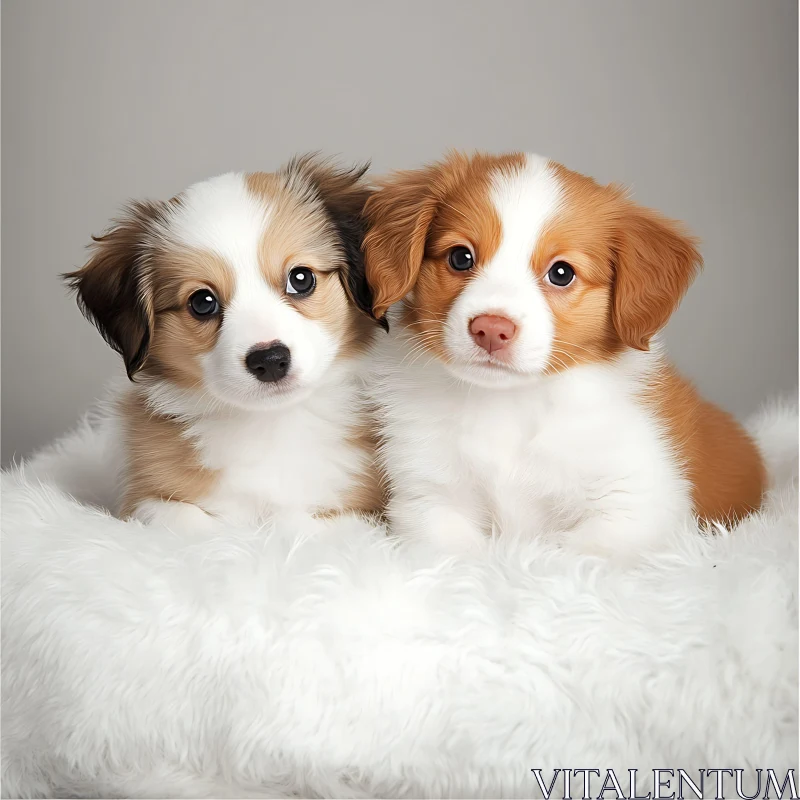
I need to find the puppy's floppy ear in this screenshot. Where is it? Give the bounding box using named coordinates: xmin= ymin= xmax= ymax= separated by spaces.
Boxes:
xmin=611 ymin=199 xmax=702 ymax=351
xmin=292 ymin=155 xmax=386 ymax=330
xmin=362 ymin=165 xmax=442 ymax=320
xmin=64 ymin=201 xmax=165 ymax=379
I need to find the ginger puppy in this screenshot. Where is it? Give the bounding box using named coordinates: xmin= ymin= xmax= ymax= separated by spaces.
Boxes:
xmin=363 ymin=151 xmax=764 ymax=552
xmin=68 ymin=156 xmax=383 ymax=529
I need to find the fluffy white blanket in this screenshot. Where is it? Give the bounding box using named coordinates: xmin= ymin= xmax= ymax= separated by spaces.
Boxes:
xmin=2 ymin=402 xmax=798 ymax=798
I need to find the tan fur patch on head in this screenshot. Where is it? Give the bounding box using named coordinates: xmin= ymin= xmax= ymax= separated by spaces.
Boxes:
xmin=534 ymin=165 xmax=623 ymax=372
xmin=144 ymin=247 xmax=235 ymax=388
xmin=534 ymin=162 xmax=702 ymax=373
xmin=246 ymin=167 xmax=375 ymax=359
xmin=246 ymin=171 xmax=338 ymax=284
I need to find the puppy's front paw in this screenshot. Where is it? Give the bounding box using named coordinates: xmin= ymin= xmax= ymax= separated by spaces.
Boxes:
xmin=562 ymin=516 xmax=665 ymax=560
xmin=131 ymin=500 xmax=214 ymax=533
xmin=392 ymin=504 xmax=487 ymax=555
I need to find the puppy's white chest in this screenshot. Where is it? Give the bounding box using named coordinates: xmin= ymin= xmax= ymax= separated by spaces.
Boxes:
xmin=187 ymin=405 xmax=359 ymax=521
xmin=455 ymin=390 xmax=581 ymax=525
xmin=378 ymin=342 xmax=681 ymax=540
xmin=455 ymin=395 xmax=532 ymax=470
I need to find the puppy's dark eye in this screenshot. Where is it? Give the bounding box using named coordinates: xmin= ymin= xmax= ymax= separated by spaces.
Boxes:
xmin=448 ymin=246 xmax=475 ymax=272
xmin=546 ymin=261 xmax=575 ymax=287
xmin=286 ymin=266 xmax=316 ymax=296
xmin=188 ymin=289 xmax=220 ymax=319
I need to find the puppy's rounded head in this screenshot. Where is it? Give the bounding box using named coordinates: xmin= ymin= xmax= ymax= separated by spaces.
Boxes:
xmin=66 ymin=156 xmax=382 ymax=410
xmin=363 ymin=151 xmax=701 ymax=387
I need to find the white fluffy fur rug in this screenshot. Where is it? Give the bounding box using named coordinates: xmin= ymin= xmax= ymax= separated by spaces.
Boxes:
xmin=2 ymin=402 xmax=798 ymax=798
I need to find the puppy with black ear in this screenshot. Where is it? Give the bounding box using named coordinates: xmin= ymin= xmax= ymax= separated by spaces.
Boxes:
xmin=67 ymin=155 xmax=384 ymax=529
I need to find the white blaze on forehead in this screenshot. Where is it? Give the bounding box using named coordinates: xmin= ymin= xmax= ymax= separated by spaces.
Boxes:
xmin=442 ymin=153 xmax=565 ymax=382
xmin=167 ymin=172 xmax=271 ymax=282
xmin=489 ymin=153 xmax=563 ymax=272
xmin=169 ymin=172 xmax=287 ymax=355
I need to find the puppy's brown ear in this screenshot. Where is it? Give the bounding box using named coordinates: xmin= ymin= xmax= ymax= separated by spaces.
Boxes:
xmin=64 ymin=202 xmax=165 ymax=379
xmin=288 ymin=155 xmax=384 ymax=328
xmin=362 ymin=165 xmax=442 ymax=320
xmin=611 ymin=200 xmax=702 ymax=351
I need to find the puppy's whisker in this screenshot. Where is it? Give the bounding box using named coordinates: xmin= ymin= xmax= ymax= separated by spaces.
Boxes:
xmin=401 ymin=344 xmax=433 ymax=368
xmin=550 ymin=347 xmax=582 ymax=368
xmin=548 ymin=356 xmax=569 ymax=373
xmin=405 ymin=342 xmax=441 ymax=368
xmin=550 ymin=338 xmax=596 ymax=357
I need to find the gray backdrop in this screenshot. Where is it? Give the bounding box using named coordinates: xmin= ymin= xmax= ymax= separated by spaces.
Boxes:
xmin=2 ymin=0 xmax=797 ymax=464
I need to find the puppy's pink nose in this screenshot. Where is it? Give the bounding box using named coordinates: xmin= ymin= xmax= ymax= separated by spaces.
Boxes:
xmin=470 ymin=315 xmax=517 ymax=354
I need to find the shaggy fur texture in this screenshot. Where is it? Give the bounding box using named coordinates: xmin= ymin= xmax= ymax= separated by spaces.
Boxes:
xmin=1 ymin=402 xmax=797 ymax=798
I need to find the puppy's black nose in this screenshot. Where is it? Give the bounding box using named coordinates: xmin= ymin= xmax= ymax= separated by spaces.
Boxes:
xmin=245 ymin=344 xmax=291 ymax=382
